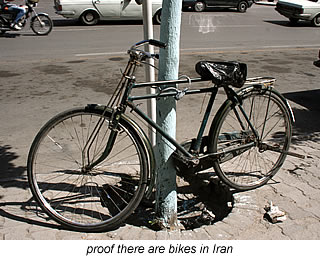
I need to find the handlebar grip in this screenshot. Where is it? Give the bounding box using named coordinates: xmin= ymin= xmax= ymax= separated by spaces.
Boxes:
xmin=149 ymin=39 xmax=167 ymax=49
xmin=152 ymin=54 xmax=160 ymax=59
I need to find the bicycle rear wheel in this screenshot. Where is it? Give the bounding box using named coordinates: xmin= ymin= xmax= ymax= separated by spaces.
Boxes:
xmin=209 ymin=86 xmax=292 ymax=190
xmin=27 ymin=107 xmax=148 ymax=232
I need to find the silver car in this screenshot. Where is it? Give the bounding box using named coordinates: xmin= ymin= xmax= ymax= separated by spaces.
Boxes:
xmin=54 ymin=0 xmax=162 ymax=25
xmin=275 ymin=0 xmax=320 ymax=27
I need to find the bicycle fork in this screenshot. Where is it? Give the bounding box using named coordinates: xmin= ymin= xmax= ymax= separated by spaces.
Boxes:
xmin=81 ymin=108 xmax=120 ymax=172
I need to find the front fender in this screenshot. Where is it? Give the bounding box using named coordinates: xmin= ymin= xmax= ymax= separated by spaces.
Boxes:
xmin=34 ymin=12 xmax=50 ymax=17
xmin=31 ymin=12 xmax=50 ymax=21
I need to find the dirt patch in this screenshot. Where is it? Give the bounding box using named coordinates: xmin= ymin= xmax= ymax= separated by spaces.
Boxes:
xmin=73 ymin=78 xmax=116 ymax=95
xmin=0 ymin=71 xmax=20 ymax=78
xmin=34 ymin=65 xmax=71 ymax=75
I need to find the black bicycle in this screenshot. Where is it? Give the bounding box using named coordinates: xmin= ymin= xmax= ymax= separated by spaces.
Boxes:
xmin=27 ymin=39 xmax=301 ymax=232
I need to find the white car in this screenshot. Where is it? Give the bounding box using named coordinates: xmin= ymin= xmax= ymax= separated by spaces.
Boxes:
xmin=54 ymin=0 xmax=162 ymax=25
xmin=275 ymin=0 xmax=320 ymax=27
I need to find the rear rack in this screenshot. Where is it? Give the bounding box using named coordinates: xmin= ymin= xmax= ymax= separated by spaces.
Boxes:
xmin=245 ymin=77 xmax=276 ymax=85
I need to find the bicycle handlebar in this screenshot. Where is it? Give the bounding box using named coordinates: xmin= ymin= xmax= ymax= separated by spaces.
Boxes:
xmin=128 ymin=39 xmax=166 ymax=61
xmin=131 ymin=39 xmax=167 ymax=50
xmin=148 ymin=39 xmax=167 ymax=49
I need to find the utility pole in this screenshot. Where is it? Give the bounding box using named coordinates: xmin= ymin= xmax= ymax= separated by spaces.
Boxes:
xmin=155 ymin=0 xmax=182 ymax=229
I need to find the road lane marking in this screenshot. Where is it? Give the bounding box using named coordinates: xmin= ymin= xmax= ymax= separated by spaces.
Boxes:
xmin=75 ymin=51 xmax=126 ymax=57
xmin=53 ymin=28 xmax=106 ymax=32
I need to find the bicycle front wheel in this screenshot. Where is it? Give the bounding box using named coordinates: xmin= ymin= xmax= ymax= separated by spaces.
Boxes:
xmin=27 ymin=107 xmax=148 ymax=232
xmin=209 ymin=86 xmax=292 ymax=190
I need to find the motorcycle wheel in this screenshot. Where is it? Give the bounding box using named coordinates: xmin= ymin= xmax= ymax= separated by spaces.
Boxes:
xmin=31 ymin=14 xmax=53 ymax=36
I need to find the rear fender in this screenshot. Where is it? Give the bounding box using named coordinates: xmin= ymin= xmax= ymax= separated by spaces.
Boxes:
xmin=80 ymin=8 xmax=100 ymax=18
xmin=238 ymin=84 xmax=295 ymax=124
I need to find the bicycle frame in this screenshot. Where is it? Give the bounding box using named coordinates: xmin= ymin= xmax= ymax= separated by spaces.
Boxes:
xmin=84 ymin=48 xmax=297 ymax=173
xmin=87 ymin=77 xmax=258 ymax=173
xmin=128 ymin=77 xmax=218 ymax=159
xmin=131 ymin=76 xmax=263 ymax=162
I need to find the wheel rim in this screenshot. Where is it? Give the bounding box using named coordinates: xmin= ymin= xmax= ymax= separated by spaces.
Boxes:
xmin=313 ymin=16 xmax=320 ymax=26
xmin=85 ymin=12 xmax=95 ymax=23
xmin=239 ymin=3 xmax=247 ymax=12
xmin=28 ymin=110 xmax=146 ymax=229
xmin=195 ymin=2 xmax=205 ymax=12
xmin=212 ymin=89 xmax=291 ymax=189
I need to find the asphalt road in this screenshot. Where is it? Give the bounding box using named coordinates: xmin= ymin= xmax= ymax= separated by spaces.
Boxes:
xmin=1 ymin=4 xmax=320 ymax=60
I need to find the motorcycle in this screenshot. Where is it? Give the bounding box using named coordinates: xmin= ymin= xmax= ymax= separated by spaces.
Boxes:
xmin=0 ymin=0 xmax=53 ymax=36
xmin=314 ymin=49 xmax=320 ymax=68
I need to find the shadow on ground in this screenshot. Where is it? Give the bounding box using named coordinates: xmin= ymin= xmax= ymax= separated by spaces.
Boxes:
xmin=284 ymin=89 xmax=320 ymax=143
xmin=264 ymin=20 xmax=313 ymax=28
xmin=52 ymin=19 xmax=144 ymax=27
xmin=128 ymin=169 xmax=233 ymax=231
xmin=0 ymin=145 xmax=26 ymax=187
xmin=0 ymin=144 xmax=233 ymax=232
xmin=0 ymin=145 xmax=63 ymax=230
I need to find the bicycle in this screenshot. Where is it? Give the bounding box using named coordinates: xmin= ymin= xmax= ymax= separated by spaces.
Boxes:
xmin=27 ymin=39 xmax=302 ymax=232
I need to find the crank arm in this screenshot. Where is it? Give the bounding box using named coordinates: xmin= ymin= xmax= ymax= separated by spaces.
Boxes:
xmin=262 ymin=143 xmax=305 ymax=159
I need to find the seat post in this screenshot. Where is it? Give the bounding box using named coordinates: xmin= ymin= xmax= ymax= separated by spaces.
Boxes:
xmin=223 ymin=85 xmax=242 ymax=106
xmin=190 ymin=86 xmax=218 ymax=153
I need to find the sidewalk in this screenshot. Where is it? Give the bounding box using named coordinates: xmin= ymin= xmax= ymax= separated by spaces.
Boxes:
xmin=0 ymin=48 xmax=320 ymax=240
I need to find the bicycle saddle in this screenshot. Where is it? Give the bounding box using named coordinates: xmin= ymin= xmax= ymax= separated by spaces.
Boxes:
xmin=195 ymin=61 xmax=247 ymax=88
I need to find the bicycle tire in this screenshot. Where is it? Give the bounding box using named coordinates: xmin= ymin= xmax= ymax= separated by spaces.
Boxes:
xmin=27 ymin=106 xmax=148 ymax=232
xmin=209 ymin=86 xmax=292 ymax=191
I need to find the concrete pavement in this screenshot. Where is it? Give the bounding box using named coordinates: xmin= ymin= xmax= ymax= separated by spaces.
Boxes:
xmin=0 ymin=47 xmax=320 ymax=240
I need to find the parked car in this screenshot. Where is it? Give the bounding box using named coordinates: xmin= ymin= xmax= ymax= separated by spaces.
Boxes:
xmin=182 ymin=0 xmax=254 ymax=13
xmin=275 ymin=0 xmax=320 ymax=27
xmin=54 ymin=0 xmax=162 ymax=25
